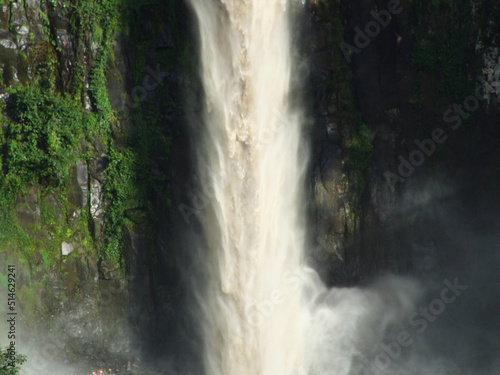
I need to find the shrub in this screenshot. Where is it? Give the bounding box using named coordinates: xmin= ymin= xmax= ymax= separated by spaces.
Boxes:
xmin=0 ymin=346 xmax=27 ymax=375
xmin=2 ymin=87 xmax=87 ymax=188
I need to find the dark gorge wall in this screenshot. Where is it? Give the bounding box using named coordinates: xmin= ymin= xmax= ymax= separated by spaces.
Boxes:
xmin=306 ymin=0 xmax=500 ymax=285
xmin=0 ymin=0 xmax=499 ymax=373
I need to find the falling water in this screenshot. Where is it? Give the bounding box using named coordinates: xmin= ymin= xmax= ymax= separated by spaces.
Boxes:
xmin=187 ymin=1 xmax=309 ymax=374
xmin=185 ymin=1 xmax=499 ymax=375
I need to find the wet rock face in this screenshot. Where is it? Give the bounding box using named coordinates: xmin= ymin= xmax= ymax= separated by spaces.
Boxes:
xmin=305 ymin=7 xmax=353 ymax=282
xmin=69 ymin=161 xmax=89 ymax=208
xmin=15 ymin=186 xmax=40 ymax=233
xmin=313 ymin=144 xmax=349 ymax=258
xmin=305 ymin=1 xmax=405 ymax=282
xmin=9 ymin=1 xmax=29 ymax=50
xmin=304 ymin=0 xmax=500 ymax=283
xmin=90 ymin=155 xmax=108 ymax=182
xmin=0 ymin=0 xmax=43 ymax=86
xmin=90 ymin=177 xmax=104 ymax=239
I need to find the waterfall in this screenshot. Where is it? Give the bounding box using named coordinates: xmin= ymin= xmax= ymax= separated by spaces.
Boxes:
xmin=187 ymin=1 xmax=309 ymax=374
xmin=184 ymin=2 xmax=483 ymax=375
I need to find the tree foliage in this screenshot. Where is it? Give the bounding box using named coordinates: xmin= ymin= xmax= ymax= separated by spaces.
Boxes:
xmin=0 ymin=346 xmax=26 ymax=375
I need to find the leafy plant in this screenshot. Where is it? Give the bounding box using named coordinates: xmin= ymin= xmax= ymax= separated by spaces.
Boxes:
xmin=411 ymin=0 xmax=480 ymax=101
xmin=0 ymin=0 xmax=181 ymax=270
xmin=0 ymin=346 xmax=27 ymax=375
xmin=348 ymin=122 xmax=374 ymax=196
xmin=2 ymin=87 xmax=87 ymax=188
xmin=412 ymin=30 xmax=476 ymax=101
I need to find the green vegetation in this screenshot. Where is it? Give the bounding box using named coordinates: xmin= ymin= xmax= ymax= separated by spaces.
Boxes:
xmin=0 ymin=3 xmax=190 ymax=347
xmin=347 ymin=122 xmax=374 ymax=197
xmin=72 ymin=0 xmax=133 ymax=263
xmin=1 ymin=87 xmax=89 ymax=189
xmin=99 ymin=0 xmax=188 ymax=262
xmin=0 ymin=0 xmax=194 ymax=266
xmin=0 ymin=86 xmax=98 ymax=268
xmin=411 ymin=0 xmax=480 ymax=102
xmin=0 ymin=88 xmax=79 ymax=271
xmin=0 ymin=0 xmax=139 ymax=267
xmin=101 ymin=148 xmax=139 ymax=261
xmin=412 ymin=29 xmax=476 ymax=100
xmin=0 ymin=346 xmax=26 ymax=375
xmin=0 ymin=0 xmax=189 ymax=268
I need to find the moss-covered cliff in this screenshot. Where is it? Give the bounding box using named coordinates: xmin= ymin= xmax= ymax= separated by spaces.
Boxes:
xmin=0 ymin=0 xmax=194 ymax=372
